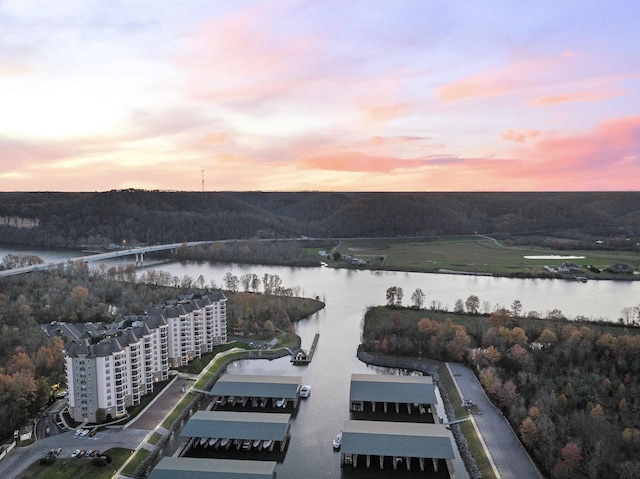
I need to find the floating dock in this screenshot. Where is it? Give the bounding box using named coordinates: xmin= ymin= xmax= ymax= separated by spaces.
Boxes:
xmin=291 ymin=333 xmax=319 ymax=365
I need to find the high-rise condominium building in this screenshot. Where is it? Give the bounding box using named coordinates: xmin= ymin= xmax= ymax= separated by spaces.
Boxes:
xmin=54 ymin=290 xmax=226 ymax=424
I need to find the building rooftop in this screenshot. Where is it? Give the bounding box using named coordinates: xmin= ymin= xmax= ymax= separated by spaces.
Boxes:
xmin=210 ymin=374 xmax=302 ymax=399
xmin=148 ymin=457 xmax=276 ymax=479
xmin=350 ymin=373 xmax=437 ymax=404
xmin=181 ymin=410 xmax=291 ymax=441
xmin=341 ymin=420 xmax=455 ymax=459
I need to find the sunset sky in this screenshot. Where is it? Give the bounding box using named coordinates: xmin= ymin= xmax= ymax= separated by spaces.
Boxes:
xmin=1 ymin=0 xmax=639 ymax=192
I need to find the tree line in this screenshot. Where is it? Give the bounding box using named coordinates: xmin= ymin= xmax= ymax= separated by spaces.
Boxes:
xmin=1 ymin=190 xmax=639 ymax=249
xmin=361 ymin=299 xmax=640 ymax=478
xmin=386 ymin=286 xmax=640 ymax=325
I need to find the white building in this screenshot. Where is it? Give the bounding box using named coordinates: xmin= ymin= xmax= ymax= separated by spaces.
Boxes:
xmin=148 ymin=290 xmax=227 ymax=368
xmin=57 ymin=290 xmax=227 ymax=423
xmin=63 ymin=315 xmax=169 ymax=423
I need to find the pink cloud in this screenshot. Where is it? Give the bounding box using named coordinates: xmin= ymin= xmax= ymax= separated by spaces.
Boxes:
xmin=529 ymin=90 xmax=624 ymax=106
xmin=369 ymin=135 xmax=430 ymax=145
xmin=202 ymin=132 xmax=227 ymax=145
xmin=499 ymin=115 xmax=640 ymax=189
xmin=439 ymin=77 xmax=518 ymax=103
xmin=501 ymin=130 xmax=540 ymax=143
xmin=289 ymin=115 xmax=640 ymax=191
xmin=298 ymin=152 xmax=427 ymax=173
xmin=438 ymin=52 xmax=586 ymax=104
xmin=178 ymin=4 xmax=327 ymax=110
xmin=359 ymin=104 xmax=409 ymax=123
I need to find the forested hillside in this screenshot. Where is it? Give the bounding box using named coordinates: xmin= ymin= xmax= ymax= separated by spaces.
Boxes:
xmin=0 ymin=190 xmax=639 ymax=249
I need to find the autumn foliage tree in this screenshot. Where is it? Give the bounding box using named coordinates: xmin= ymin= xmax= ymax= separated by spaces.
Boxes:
xmin=362 ymin=300 xmax=640 ymax=478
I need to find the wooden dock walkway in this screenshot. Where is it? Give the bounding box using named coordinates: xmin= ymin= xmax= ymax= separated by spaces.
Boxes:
xmin=291 ymin=332 xmax=319 ymax=365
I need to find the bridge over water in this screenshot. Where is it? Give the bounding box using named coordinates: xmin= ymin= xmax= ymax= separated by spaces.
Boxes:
xmin=0 ymin=241 xmax=218 ymax=277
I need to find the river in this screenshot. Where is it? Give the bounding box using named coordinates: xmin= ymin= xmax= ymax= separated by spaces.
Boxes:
xmin=2 ymin=247 xmax=639 ymax=477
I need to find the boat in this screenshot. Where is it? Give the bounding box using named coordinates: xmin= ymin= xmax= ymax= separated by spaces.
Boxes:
xmin=333 ymin=430 xmax=342 ymax=450
xmin=262 ymin=439 xmax=273 ymax=450
xmin=199 ymin=437 xmax=208 ymax=446
xmin=208 ymin=437 xmax=218 ymax=447
xmin=219 ymin=438 xmax=230 ymax=448
xmin=253 ymin=439 xmax=262 ymax=449
xmin=300 ymin=384 xmax=311 ymax=398
xmin=276 ymin=397 xmax=286 ymax=408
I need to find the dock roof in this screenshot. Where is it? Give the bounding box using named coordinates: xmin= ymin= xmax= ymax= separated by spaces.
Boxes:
xmin=210 ymin=374 xmax=302 ymax=399
xmin=181 ymin=410 xmax=291 ymax=441
xmin=349 ymin=373 xmax=437 ymax=404
xmin=148 ymin=457 xmax=276 ymax=479
xmin=341 ymin=420 xmax=455 ymax=459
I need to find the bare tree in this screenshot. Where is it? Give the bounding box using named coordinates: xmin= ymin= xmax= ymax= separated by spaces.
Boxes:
xmin=465 ymin=295 xmax=480 ymax=314
xmin=223 ymin=272 xmax=239 ymax=292
xmin=511 ymin=299 xmax=523 ymax=318
xmin=250 ymin=273 xmax=261 ymax=293
xmin=386 ymin=287 xmax=401 ymax=307
xmin=240 ymin=273 xmax=253 ymax=292
xmin=619 ymin=306 xmax=636 ymax=325
xmin=410 ymin=288 xmax=425 ymax=309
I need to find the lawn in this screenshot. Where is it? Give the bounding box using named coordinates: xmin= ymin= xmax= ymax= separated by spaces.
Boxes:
xmin=327 ymin=236 xmax=640 ymax=277
xmin=16 ymin=448 xmax=132 ymax=479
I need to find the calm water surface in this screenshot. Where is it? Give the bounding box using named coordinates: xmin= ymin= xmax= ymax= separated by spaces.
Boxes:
xmin=134 ymin=260 xmax=637 ymax=477
xmin=3 ymin=247 xmax=639 ymax=477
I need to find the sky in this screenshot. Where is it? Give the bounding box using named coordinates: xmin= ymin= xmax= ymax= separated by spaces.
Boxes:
xmin=1 ymin=0 xmax=639 ymax=192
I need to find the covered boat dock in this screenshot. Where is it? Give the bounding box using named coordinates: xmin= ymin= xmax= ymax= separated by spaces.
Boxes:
xmin=340 ymin=420 xmax=455 ymax=473
xmin=181 ymin=410 xmax=292 ymax=453
xmin=210 ymin=374 xmax=302 ymax=409
xmin=147 ymin=457 xmax=277 ymax=479
xmin=349 ymin=373 xmax=437 ymax=415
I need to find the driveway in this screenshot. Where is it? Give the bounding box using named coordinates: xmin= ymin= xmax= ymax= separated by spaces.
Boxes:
xmin=126 ymin=375 xmax=196 ymax=431
xmin=447 ymin=363 xmax=543 ymax=479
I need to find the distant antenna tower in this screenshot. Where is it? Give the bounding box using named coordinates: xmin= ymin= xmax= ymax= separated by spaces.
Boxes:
xmin=201 ymin=170 xmax=205 ymax=192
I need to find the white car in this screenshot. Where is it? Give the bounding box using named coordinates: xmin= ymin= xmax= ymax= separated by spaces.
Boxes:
xmin=70 ymin=449 xmax=81 ymax=458
xmin=300 ymin=384 xmax=311 ymax=398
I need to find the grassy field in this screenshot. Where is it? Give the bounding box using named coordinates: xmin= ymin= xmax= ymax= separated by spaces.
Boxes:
xmin=322 ymin=236 xmax=640 ymax=277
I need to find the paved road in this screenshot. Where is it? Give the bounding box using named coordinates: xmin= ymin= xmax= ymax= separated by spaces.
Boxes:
xmin=447 ymin=363 xmax=543 ymax=479
xmin=126 ymin=376 xmax=196 ymax=431
xmin=0 ymin=428 xmax=148 ymax=479
xmin=0 ymin=379 xmax=192 ymax=479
